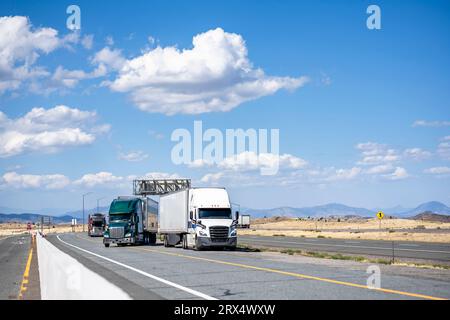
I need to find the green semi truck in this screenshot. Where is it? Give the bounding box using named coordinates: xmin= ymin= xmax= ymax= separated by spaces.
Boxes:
xmin=103 ymin=196 xmax=158 ymax=247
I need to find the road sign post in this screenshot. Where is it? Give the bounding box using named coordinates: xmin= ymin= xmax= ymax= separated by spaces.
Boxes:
xmin=376 ymin=211 xmax=384 ymax=229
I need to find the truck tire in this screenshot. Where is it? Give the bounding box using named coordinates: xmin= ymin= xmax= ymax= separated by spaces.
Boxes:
xmin=164 ymin=235 xmax=169 ymax=247
xmin=104 ymin=243 xmax=110 ymax=248
xmin=195 ymin=239 xmax=203 ymax=251
xmin=182 ymin=234 xmax=188 ymax=249
xmin=149 ymin=233 xmax=156 ymax=245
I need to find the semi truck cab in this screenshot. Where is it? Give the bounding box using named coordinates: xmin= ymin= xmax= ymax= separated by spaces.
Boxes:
xmin=160 ymin=188 xmax=238 ymax=250
xmin=103 ymin=197 xmax=157 ymax=247
xmin=189 ymin=206 xmax=238 ymax=250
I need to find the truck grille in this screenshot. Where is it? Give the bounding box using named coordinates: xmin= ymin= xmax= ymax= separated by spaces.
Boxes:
xmin=209 ymin=226 xmax=229 ymax=239
xmin=109 ymin=227 xmax=124 ymax=239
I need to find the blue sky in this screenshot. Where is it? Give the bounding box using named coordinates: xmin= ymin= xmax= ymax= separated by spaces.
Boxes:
xmin=0 ymin=0 xmax=449 ymax=213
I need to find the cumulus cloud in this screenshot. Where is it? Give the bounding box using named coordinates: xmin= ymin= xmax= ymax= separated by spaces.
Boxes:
xmin=403 ymin=148 xmax=432 ymax=161
xmin=0 ymin=16 xmax=92 ymax=94
xmin=81 ymin=34 xmax=94 ymax=49
xmin=216 ymin=151 xmax=307 ymax=172
xmin=437 ymin=137 xmax=450 ymax=160
xmin=383 ymin=167 xmax=409 ymax=180
xmin=0 ymin=105 xmax=109 ymax=157
xmin=118 ymin=150 xmax=149 ymax=162
xmin=74 ymin=172 xmax=123 ymax=188
xmin=91 ymin=47 xmax=126 ymax=73
xmin=0 ymin=16 xmax=61 ymax=93
xmin=365 ymin=164 xmax=394 ymax=174
xmin=327 ymin=167 xmax=362 ymax=181
xmin=1 ymin=171 xmax=70 ymax=189
xmin=200 ymin=172 xmax=224 ymax=184
xmin=107 ymin=28 xmax=308 ymax=115
xmin=356 ymin=142 xmax=400 ymax=165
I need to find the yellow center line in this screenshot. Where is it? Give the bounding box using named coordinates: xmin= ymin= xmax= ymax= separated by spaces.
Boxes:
xmin=71 ymin=233 xmax=447 ymax=300
xmin=132 ymin=246 xmax=447 ymax=301
xmin=18 ymin=235 xmax=34 ymax=299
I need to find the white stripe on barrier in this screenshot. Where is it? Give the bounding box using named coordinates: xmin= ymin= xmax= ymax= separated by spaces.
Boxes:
xmin=36 ymin=233 xmax=131 ymax=300
xmin=57 ymin=235 xmax=217 ymax=300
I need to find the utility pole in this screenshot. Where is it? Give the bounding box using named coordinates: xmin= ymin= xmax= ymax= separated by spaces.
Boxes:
xmin=97 ymin=197 xmax=105 ymax=213
xmin=82 ymin=192 xmax=93 ymax=232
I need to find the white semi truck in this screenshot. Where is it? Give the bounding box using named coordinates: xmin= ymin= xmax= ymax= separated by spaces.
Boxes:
xmin=159 ymin=187 xmax=238 ymax=250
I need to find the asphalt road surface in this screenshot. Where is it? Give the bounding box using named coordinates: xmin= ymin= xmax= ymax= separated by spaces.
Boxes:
xmin=48 ymin=233 xmax=450 ymax=300
xmin=0 ymin=235 xmax=32 ymax=299
xmin=239 ymin=235 xmax=450 ymax=263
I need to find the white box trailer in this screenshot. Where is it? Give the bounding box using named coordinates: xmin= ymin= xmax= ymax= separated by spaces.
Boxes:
xmin=238 ymin=214 xmax=251 ymax=228
xmin=158 ymin=187 xmax=238 ymax=250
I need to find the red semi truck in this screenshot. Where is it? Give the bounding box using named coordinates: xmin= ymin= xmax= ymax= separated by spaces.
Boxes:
xmin=88 ymin=213 xmax=106 ymax=237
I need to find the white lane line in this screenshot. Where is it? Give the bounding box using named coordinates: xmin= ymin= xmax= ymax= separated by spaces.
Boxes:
xmin=239 ymin=238 xmax=450 ymax=254
xmin=345 ymin=241 xmax=361 ymax=244
xmin=56 ymin=235 xmax=217 ymax=300
xmin=399 ymin=244 xmax=419 ymax=247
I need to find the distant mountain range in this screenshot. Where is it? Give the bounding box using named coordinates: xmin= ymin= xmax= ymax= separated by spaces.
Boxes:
xmin=241 ymin=201 xmax=450 ymax=218
xmin=0 ymin=213 xmax=74 ymax=224
xmin=1 ymin=201 xmax=450 ymax=223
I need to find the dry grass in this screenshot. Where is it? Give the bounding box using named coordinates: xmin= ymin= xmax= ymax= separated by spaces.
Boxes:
xmin=239 ymin=218 xmax=450 ymax=243
xmin=0 ymin=223 xmax=85 ymax=237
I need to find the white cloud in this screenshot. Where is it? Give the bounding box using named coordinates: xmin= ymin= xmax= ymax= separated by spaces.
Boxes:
xmin=200 ymin=172 xmax=224 ymax=184
xmin=0 ymin=105 xmax=108 ymax=157
xmin=217 ymin=151 xmax=307 ymax=172
xmin=0 ymin=16 xmax=92 ymax=95
xmin=1 ymin=171 xmax=70 ymax=189
xmin=437 ymin=139 xmax=450 ymax=160
xmin=412 ymin=120 xmax=450 ymax=127
xmin=142 ymin=172 xmax=182 ymax=179
xmin=365 ymin=164 xmax=394 ymax=174
xmin=325 ymin=167 xmax=362 ymax=181
xmin=383 ymin=167 xmax=409 ymax=180
xmin=424 ymin=166 xmax=450 ymax=175
xmin=91 ymin=47 xmax=126 ymax=73
xmin=0 ymin=16 xmax=61 ymax=94
xmin=74 ymin=172 xmax=123 ymax=188
xmin=118 ymin=150 xmax=149 ymax=162
xmin=356 ymin=142 xmax=400 ymax=165
xmin=108 ymin=28 xmax=308 ymax=115
xmin=81 ymin=34 xmax=94 ymax=49
xmin=403 ymin=148 xmax=432 ymax=160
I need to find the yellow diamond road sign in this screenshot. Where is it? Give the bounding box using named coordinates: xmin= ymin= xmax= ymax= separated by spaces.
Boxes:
xmin=377 ymin=211 xmax=384 ymax=220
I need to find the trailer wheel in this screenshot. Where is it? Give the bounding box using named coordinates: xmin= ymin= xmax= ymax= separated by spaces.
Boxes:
xmin=182 ymin=234 xmax=188 ymax=249
xmin=164 ymin=235 xmax=169 ymax=247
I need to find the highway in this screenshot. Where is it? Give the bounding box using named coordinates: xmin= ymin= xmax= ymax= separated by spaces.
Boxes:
xmin=239 ymin=235 xmax=450 ymax=263
xmin=47 ymin=233 xmax=450 ymax=300
xmin=0 ymin=234 xmax=40 ymax=300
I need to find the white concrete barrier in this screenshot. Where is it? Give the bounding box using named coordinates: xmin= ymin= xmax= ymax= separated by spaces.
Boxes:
xmin=36 ymin=233 xmax=131 ymax=300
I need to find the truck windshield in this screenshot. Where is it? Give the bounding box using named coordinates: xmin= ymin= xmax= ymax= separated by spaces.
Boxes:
xmin=109 ymin=213 xmax=131 ymax=222
xmin=92 ymin=221 xmax=104 ymax=227
xmin=198 ymin=208 xmax=232 ymax=219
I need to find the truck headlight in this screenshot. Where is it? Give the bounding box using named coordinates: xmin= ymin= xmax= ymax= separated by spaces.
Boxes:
xmin=198 ymin=230 xmax=208 ymax=237
xmin=229 ymin=227 xmax=237 ymax=237
xmin=104 ymin=233 xmax=109 ymax=238
xmin=125 ymin=232 xmax=132 ymax=237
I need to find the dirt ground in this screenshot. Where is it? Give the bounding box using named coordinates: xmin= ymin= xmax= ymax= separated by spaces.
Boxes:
xmin=0 ymin=223 xmax=85 ymax=237
xmin=238 ymin=218 xmax=450 ymax=243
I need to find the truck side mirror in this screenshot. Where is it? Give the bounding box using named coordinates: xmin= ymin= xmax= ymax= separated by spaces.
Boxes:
xmin=190 ymin=211 xmax=193 ymax=220
xmin=236 ymin=211 xmax=239 ymax=220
